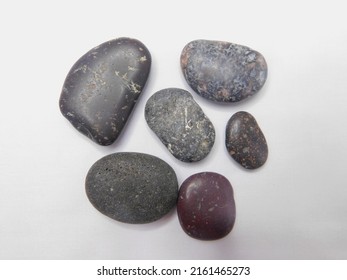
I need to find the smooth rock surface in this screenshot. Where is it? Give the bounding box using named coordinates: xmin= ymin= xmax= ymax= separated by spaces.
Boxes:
xmin=181 ymin=39 xmax=267 ymax=103
xmin=177 ymin=172 xmax=236 ymax=240
xmin=226 ymin=111 xmax=268 ymax=169
xmin=85 ymin=153 xmax=178 ymax=224
xmin=145 ymin=88 xmax=215 ymax=162
xmin=59 ymin=38 xmax=151 ymax=145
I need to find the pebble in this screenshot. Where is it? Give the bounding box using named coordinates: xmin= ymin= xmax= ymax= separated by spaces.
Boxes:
xmin=177 ymin=172 xmax=236 ymax=240
xmin=181 ymin=39 xmax=267 ymax=103
xmin=145 ymin=88 xmax=215 ymax=162
xmin=59 ymin=38 xmax=151 ymax=145
xmin=226 ymin=111 xmax=268 ymax=169
xmin=85 ymin=152 xmax=178 ymax=224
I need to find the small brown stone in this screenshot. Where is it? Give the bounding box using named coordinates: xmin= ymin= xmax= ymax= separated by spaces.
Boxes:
xmin=226 ymin=111 xmax=268 ymax=169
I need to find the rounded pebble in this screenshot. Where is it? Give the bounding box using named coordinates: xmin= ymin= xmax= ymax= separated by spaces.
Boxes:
xmin=226 ymin=111 xmax=268 ymax=169
xmin=85 ymin=152 xmax=178 ymax=224
xmin=59 ymin=38 xmax=151 ymax=145
xmin=177 ymin=172 xmax=236 ymax=240
xmin=145 ymin=88 xmax=215 ymax=162
xmin=181 ymin=39 xmax=267 ymax=103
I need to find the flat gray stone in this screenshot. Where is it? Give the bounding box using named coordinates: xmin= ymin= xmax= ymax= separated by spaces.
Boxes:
xmin=59 ymin=38 xmax=151 ymax=145
xmin=181 ymin=39 xmax=267 ymax=103
xmin=85 ymin=152 xmax=178 ymax=224
xmin=226 ymin=111 xmax=268 ymax=169
xmin=145 ymin=88 xmax=215 ymax=162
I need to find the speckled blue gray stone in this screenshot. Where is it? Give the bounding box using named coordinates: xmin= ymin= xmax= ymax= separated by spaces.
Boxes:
xmin=85 ymin=152 xmax=178 ymax=224
xmin=59 ymin=38 xmax=151 ymax=145
xmin=145 ymin=88 xmax=215 ymax=162
xmin=226 ymin=111 xmax=268 ymax=169
xmin=181 ymin=39 xmax=267 ymax=103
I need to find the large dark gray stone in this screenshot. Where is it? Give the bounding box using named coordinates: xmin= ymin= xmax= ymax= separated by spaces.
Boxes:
xmin=85 ymin=153 xmax=178 ymax=224
xmin=145 ymin=88 xmax=215 ymax=162
xmin=226 ymin=111 xmax=268 ymax=169
xmin=181 ymin=39 xmax=267 ymax=103
xmin=59 ymin=38 xmax=151 ymax=145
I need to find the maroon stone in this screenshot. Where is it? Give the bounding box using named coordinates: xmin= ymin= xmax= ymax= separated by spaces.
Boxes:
xmin=177 ymin=172 xmax=236 ymax=240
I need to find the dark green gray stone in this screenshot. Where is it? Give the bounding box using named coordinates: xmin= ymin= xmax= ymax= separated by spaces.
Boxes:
xmin=181 ymin=39 xmax=267 ymax=103
xmin=226 ymin=111 xmax=268 ymax=169
xmin=59 ymin=38 xmax=151 ymax=145
xmin=85 ymin=153 xmax=178 ymax=224
xmin=145 ymin=88 xmax=215 ymax=162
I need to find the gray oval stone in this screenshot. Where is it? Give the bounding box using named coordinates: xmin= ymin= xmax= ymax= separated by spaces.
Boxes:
xmin=85 ymin=152 xmax=178 ymax=224
xmin=181 ymin=39 xmax=267 ymax=103
xmin=226 ymin=111 xmax=268 ymax=169
xmin=59 ymin=38 xmax=151 ymax=145
xmin=145 ymin=88 xmax=215 ymax=162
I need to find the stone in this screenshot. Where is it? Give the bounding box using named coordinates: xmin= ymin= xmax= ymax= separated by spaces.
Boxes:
xmin=85 ymin=152 xmax=178 ymax=224
xmin=59 ymin=38 xmax=151 ymax=145
xmin=181 ymin=39 xmax=267 ymax=103
xmin=226 ymin=111 xmax=268 ymax=169
xmin=177 ymin=172 xmax=236 ymax=240
xmin=145 ymin=88 xmax=215 ymax=162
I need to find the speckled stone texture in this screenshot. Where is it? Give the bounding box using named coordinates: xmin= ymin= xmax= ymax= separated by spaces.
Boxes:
xmin=59 ymin=38 xmax=151 ymax=145
xmin=226 ymin=111 xmax=268 ymax=169
xmin=145 ymin=88 xmax=215 ymax=162
xmin=85 ymin=153 xmax=178 ymax=224
xmin=177 ymin=172 xmax=236 ymax=240
xmin=181 ymin=39 xmax=267 ymax=103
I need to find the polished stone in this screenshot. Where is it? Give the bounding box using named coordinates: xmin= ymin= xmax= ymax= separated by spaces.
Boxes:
xmin=145 ymin=88 xmax=215 ymax=162
xmin=181 ymin=39 xmax=267 ymax=103
xmin=226 ymin=111 xmax=268 ymax=169
xmin=177 ymin=172 xmax=236 ymax=240
xmin=59 ymin=38 xmax=151 ymax=145
xmin=85 ymin=152 xmax=178 ymax=224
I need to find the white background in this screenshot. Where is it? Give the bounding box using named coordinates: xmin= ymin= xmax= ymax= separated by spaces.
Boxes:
xmin=1 ymin=0 xmax=347 ymax=259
